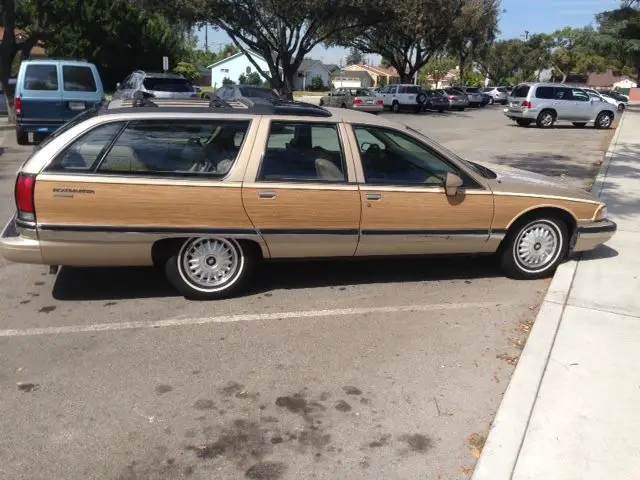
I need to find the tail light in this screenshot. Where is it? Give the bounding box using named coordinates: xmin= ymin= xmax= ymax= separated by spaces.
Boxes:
xmin=15 ymin=96 xmax=22 ymax=116
xmin=352 ymin=98 xmax=363 ymax=106
xmin=376 ymin=98 xmax=383 ymax=106
xmin=522 ymin=100 xmax=533 ymax=109
xmin=15 ymin=173 xmax=36 ymax=223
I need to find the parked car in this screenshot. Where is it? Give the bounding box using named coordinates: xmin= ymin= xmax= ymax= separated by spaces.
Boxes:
xmin=581 ymin=88 xmax=626 ymax=112
xmin=319 ymin=87 xmax=383 ymax=113
xmin=214 ymin=85 xmax=281 ymax=102
xmin=456 ymin=86 xmax=484 ymax=107
xmin=600 ymin=90 xmax=629 ymax=103
xmin=482 ymin=86 xmax=509 ymax=105
xmin=0 ymin=94 xmax=616 ymax=299
xmin=112 ymin=71 xmax=199 ymax=102
xmin=14 ymin=59 xmax=104 ymax=145
xmin=504 ymin=83 xmax=617 ymax=129
xmin=443 ymin=88 xmax=469 ymax=111
xmin=378 ymin=84 xmax=427 ymax=113
xmin=423 ymin=89 xmax=450 ymax=112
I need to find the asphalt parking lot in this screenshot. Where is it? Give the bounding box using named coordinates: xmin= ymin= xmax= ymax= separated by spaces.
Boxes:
xmin=0 ymin=107 xmax=613 ymax=480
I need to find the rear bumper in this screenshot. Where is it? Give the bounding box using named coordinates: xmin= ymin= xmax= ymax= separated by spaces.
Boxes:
xmin=573 ymin=219 xmax=617 ymax=252
xmin=0 ymin=215 xmax=43 ymax=264
xmin=353 ymin=104 xmax=383 ymax=113
xmin=17 ymin=120 xmax=63 ymax=134
xmin=503 ymin=108 xmax=538 ymax=120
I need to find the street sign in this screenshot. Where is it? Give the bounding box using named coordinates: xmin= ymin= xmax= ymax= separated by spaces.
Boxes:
xmin=162 ymin=56 xmax=169 ymax=72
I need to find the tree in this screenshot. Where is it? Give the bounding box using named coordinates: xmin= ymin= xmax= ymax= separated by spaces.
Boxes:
xmin=219 ymin=43 xmax=238 ymax=58
xmin=173 ymin=61 xmax=199 ymax=81
xmin=448 ymin=0 xmax=500 ymax=84
xmin=478 ymin=39 xmax=527 ymax=85
xmin=311 ymin=74 xmax=324 ymax=90
xmin=337 ymin=0 xmax=471 ymax=84
xmin=238 ymin=73 xmax=247 ymax=84
xmin=596 ymin=3 xmax=640 ymax=84
xmin=245 ymin=71 xmax=262 ymax=85
xmin=222 ymin=76 xmax=235 ymax=85
xmin=420 ymin=56 xmax=455 ymax=87
xmin=379 ymin=57 xmax=392 ymax=68
xmin=345 ymin=47 xmax=363 ymax=65
xmin=549 ymin=27 xmax=608 ymax=83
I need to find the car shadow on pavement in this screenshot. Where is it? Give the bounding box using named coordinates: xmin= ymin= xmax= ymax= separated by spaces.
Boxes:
xmin=51 ymin=255 xmax=502 ymax=301
xmin=578 ymin=244 xmax=619 ymax=262
xmin=492 ymin=152 xmax=597 ymax=180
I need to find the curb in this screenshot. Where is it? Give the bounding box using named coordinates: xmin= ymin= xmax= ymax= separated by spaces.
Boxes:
xmin=471 ymin=113 xmax=625 ymax=480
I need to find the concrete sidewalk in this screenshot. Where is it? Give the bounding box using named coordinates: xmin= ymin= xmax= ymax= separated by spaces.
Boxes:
xmin=473 ymin=110 xmax=640 ymax=480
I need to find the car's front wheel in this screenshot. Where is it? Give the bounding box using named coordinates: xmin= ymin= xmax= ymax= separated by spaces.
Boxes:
xmin=618 ymin=103 xmax=625 ymax=112
xmin=595 ymin=111 xmax=613 ymax=129
xmin=165 ymin=237 xmax=254 ymax=300
xmin=488 ymin=97 xmax=494 ymax=105
xmin=499 ymin=215 xmax=569 ymax=280
xmin=536 ymin=110 xmax=555 ymax=128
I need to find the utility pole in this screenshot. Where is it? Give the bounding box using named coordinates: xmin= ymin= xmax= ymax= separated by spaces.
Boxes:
xmin=205 ymin=24 xmax=209 ymax=52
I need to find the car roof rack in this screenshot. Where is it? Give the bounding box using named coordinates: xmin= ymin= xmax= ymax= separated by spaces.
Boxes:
xmin=119 ymin=90 xmax=333 ymax=117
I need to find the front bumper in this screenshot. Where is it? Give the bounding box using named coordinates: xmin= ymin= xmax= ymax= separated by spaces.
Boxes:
xmin=0 ymin=214 xmax=43 ymax=264
xmin=353 ymin=104 xmax=383 ymax=113
xmin=573 ymin=219 xmax=617 ymax=252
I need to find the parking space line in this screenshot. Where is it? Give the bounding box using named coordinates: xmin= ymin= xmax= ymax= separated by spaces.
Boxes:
xmin=0 ymin=302 xmax=506 ymax=338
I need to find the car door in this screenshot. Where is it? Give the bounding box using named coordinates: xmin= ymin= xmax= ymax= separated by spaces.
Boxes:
xmin=551 ymin=86 xmax=572 ymax=120
xmin=568 ymin=88 xmax=593 ymax=120
xmin=60 ymin=63 xmax=104 ymax=121
xmin=241 ymin=119 xmax=361 ymax=258
xmin=330 ymin=88 xmax=344 ymax=107
xmin=346 ymin=124 xmax=494 ymax=256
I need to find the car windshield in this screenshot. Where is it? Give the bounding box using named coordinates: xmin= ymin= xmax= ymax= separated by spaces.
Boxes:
xmin=143 ymin=77 xmax=194 ymax=92
xmin=238 ymin=86 xmax=280 ymax=100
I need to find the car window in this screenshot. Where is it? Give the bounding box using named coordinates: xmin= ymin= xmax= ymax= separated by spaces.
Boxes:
xmin=24 ymin=64 xmax=58 ymax=91
xmin=570 ymin=89 xmax=590 ymax=102
xmin=511 ymin=85 xmax=530 ymax=98
xmin=355 ymin=89 xmax=371 ymax=97
xmin=239 ymin=86 xmax=279 ymax=100
xmin=142 ymin=77 xmax=194 ymax=92
xmin=497 ymin=87 xmax=508 ymax=93
xmin=62 ymin=66 xmax=97 ymax=92
xmin=46 ymin=122 xmax=125 ymax=172
xmin=353 ymin=125 xmax=458 ymax=186
xmin=466 ymin=87 xmax=480 ymax=93
xmin=535 ymin=86 xmax=554 ymax=99
xmin=554 ymin=87 xmax=571 ymax=100
xmin=259 ymin=122 xmax=346 ymax=183
xmin=482 ymin=87 xmax=493 ymax=92
xmin=98 ymin=120 xmax=250 ymax=176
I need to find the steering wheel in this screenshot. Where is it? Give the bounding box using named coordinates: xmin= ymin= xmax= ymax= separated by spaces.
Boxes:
xmin=365 ymin=143 xmax=381 ymax=155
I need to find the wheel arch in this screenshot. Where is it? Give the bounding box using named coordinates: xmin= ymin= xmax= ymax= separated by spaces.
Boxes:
xmin=539 ymin=108 xmax=557 ymax=119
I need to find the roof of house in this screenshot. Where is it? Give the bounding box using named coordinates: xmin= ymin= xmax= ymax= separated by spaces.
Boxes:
xmin=207 ymin=50 xmax=266 ymax=69
xmin=347 ymin=64 xmax=399 ymax=77
xmin=0 ymin=27 xmax=46 ymax=56
xmin=325 ymin=64 xmax=340 ymax=72
xmin=587 ymin=72 xmax=636 ymax=87
xmin=298 ymin=58 xmax=341 ymax=74
xmin=331 ymin=70 xmax=372 ymax=80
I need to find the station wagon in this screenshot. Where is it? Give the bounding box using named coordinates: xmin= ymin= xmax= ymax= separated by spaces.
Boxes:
xmin=1 ymin=94 xmax=616 ymax=299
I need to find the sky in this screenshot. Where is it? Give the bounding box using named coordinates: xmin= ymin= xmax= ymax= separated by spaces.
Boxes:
xmin=194 ymin=0 xmax=621 ymax=65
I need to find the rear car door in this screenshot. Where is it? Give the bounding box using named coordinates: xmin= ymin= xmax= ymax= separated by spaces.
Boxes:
xmin=18 ymin=61 xmax=64 ymax=128
xmin=241 ymin=119 xmax=361 ymax=258
xmin=569 ymin=88 xmax=595 ymax=121
xmin=60 ymin=63 xmax=104 ymax=121
xmin=346 ymin=124 xmax=494 ymax=256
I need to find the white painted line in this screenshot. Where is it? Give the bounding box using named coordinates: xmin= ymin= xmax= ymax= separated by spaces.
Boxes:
xmin=0 ymin=302 xmax=504 ymax=338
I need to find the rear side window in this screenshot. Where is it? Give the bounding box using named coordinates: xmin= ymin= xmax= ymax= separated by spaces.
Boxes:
xmin=497 ymin=87 xmax=508 ymax=93
xmin=511 ymin=85 xmax=530 ymax=98
xmin=535 ymin=86 xmax=554 ymax=99
xmin=238 ymin=86 xmax=279 ymax=100
xmin=63 ymin=66 xmax=97 ymax=92
xmin=98 ymin=120 xmax=250 ymax=176
xmin=260 ymin=122 xmax=345 ymax=182
xmin=142 ymin=77 xmax=193 ymax=93
xmin=24 ymin=64 xmax=58 ymax=91
xmin=47 ymin=122 xmax=124 ymax=172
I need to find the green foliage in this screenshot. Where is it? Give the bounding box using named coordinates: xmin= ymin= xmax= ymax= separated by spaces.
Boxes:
xmin=245 ymin=71 xmax=263 ymax=85
xmin=238 ymin=73 xmax=247 ymax=84
xmin=420 ymin=57 xmax=456 ymax=86
xmin=310 ymin=74 xmax=325 ymax=90
xmin=596 ymin=5 xmax=640 ymax=82
xmin=345 ymin=48 xmax=364 ymax=65
xmin=548 ymin=27 xmax=608 ymax=82
xmin=173 ymin=62 xmax=199 ymax=81
xmin=222 ymin=76 xmax=235 ymax=85
xmin=461 ymin=71 xmax=484 ymax=87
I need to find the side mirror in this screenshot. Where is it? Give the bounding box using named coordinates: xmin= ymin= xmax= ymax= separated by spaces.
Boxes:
xmin=445 ymin=172 xmax=463 ymax=197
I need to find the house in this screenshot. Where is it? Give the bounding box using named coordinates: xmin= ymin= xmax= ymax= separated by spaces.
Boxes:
xmin=343 ymin=64 xmax=400 ymax=87
xmin=0 ymin=28 xmax=46 ymax=57
xmin=586 ymin=72 xmax=637 ymax=89
xmin=294 ymin=58 xmax=339 ymax=91
xmin=330 ymin=69 xmax=373 ymax=88
xmin=207 ymin=50 xmax=272 ymax=88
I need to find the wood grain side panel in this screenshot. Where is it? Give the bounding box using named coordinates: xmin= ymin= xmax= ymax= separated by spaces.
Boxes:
xmin=242 ymin=187 xmax=361 ymax=229
xmin=492 ymin=196 xmax=598 ymax=229
xmin=359 ymin=191 xmax=494 ymax=230
xmin=34 ymin=180 xmax=254 ymax=229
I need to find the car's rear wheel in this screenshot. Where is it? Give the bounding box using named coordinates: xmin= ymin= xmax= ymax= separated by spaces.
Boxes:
xmin=488 ymin=97 xmax=494 ymax=105
xmin=516 ymin=119 xmax=532 ymax=126
xmin=536 ymin=110 xmax=555 ymax=128
xmin=595 ymin=111 xmax=613 ymax=129
xmin=165 ymin=237 xmax=254 ymax=300
xmin=499 ymin=215 xmax=569 ymax=280
xmin=392 ymin=101 xmax=400 ymax=113
xmin=16 ymin=128 xmax=29 ymax=145
xmin=572 ymin=122 xmax=587 ymax=128
xmin=319 ymin=99 xmax=324 ymax=106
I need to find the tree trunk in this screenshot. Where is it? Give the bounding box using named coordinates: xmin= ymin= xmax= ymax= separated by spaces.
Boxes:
xmin=0 ymin=0 xmax=18 ymax=124
xmin=5 ymin=93 xmax=16 ymax=124
xmin=278 ymin=71 xmax=295 ymax=101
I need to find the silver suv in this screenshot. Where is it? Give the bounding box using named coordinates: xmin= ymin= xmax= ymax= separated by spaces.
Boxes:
xmin=113 ymin=71 xmax=199 ymax=101
xmin=504 ymin=83 xmax=616 ymax=129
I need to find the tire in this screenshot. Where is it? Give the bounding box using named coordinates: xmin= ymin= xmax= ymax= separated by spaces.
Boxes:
xmin=16 ymin=128 xmax=29 ymax=145
xmin=516 ymin=119 xmax=532 ymax=126
xmin=340 ymin=103 xmax=346 ymax=109
xmin=488 ymin=97 xmax=494 ymax=105
xmin=572 ymin=122 xmax=587 ymax=128
xmin=438 ymin=109 xmax=444 ymax=113
xmin=417 ymin=92 xmax=427 ymax=105
xmin=499 ymin=215 xmax=569 ymax=280
xmin=594 ymin=111 xmax=613 ymax=129
xmin=618 ymin=103 xmax=625 ymax=112
xmin=536 ymin=110 xmax=555 ymax=129
xmin=392 ymin=101 xmax=400 ymax=113
xmin=165 ymin=237 xmax=255 ymax=300
xmin=319 ymin=100 xmax=324 ymax=106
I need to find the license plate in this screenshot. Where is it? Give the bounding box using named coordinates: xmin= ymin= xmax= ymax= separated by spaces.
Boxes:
xmin=69 ymin=101 xmax=86 ymax=111
xmin=366 ymin=100 xmax=373 ymax=104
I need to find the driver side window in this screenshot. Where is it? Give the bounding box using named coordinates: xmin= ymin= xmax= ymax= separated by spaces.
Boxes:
xmin=353 ymin=125 xmax=458 ymax=186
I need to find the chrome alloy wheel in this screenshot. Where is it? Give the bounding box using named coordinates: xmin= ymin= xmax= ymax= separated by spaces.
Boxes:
xmin=599 ymin=113 xmax=612 ymax=128
xmin=513 ymin=221 xmax=562 ymax=273
xmin=540 ymin=112 xmax=554 ymax=127
xmin=177 ymin=237 xmax=243 ymax=291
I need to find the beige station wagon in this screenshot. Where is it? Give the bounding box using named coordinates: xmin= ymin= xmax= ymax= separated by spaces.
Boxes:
xmin=1 ymin=94 xmax=616 ymax=299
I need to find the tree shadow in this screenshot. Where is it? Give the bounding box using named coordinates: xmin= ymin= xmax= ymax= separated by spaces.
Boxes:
xmin=51 ymin=255 xmax=504 ymax=301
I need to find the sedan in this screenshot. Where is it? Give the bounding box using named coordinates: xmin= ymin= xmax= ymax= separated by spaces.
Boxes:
xmin=423 ymin=89 xmax=451 ymax=112
xmin=443 ymin=88 xmax=470 ymax=111
xmin=319 ymin=87 xmax=383 ymax=113
xmin=457 ymin=86 xmax=484 ymax=107
xmin=482 ymin=86 xmax=509 ymax=105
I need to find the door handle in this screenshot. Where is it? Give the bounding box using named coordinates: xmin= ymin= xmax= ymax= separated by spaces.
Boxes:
xmin=366 ymin=193 xmax=382 ymax=201
xmin=258 ymin=191 xmax=277 ymax=199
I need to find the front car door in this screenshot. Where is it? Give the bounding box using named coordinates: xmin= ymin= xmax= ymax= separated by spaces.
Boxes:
xmin=569 ymin=88 xmax=596 ymax=121
xmin=344 ymin=124 xmax=495 ymax=256
xmin=241 ymin=119 xmax=361 ymax=258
